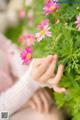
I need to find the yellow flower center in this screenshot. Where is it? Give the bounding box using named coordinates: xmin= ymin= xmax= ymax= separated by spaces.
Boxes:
xmin=26 ymin=53 xmax=31 ymax=59
xmin=40 ymin=30 xmax=45 ymax=35
xmin=49 ymin=6 xmax=56 ymax=11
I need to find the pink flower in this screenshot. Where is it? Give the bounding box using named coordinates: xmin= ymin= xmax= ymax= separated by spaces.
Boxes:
xmin=19 ymin=10 xmax=26 ymax=19
xmin=21 ymin=48 xmax=32 ymax=64
xmin=36 ymin=27 xmax=51 ymax=41
xmin=18 ymin=34 xmax=35 ymax=47
xmin=35 ymin=19 xmax=51 ymax=41
xmin=43 ymin=0 xmax=60 ymax=15
xmin=18 ymin=35 xmax=25 ymax=43
xmin=38 ymin=19 xmax=49 ymax=29
xmin=24 ymin=34 xmax=35 ymax=46
xmin=75 ymin=16 xmax=80 ymax=31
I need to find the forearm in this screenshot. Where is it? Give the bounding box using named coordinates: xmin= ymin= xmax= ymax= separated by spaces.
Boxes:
xmin=0 ymin=71 xmax=39 ymax=116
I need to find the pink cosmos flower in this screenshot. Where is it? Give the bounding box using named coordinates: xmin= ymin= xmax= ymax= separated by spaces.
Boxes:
xmin=21 ymin=48 xmax=32 ymax=64
xmin=35 ymin=19 xmax=51 ymax=41
xmin=18 ymin=34 xmax=35 ymax=47
xmin=75 ymin=16 xmax=80 ymax=31
xmin=19 ymin=10 xmax=26 ymax=19
xmin=38 ymin=19 xmax=49 ymax=29
xmin=18 ymin=35 xmax=25 ymax=43
xmin=43 ymin=0 xmax=60 ymax=15
xmin=24 ymin=34 xmax=35 ymax=46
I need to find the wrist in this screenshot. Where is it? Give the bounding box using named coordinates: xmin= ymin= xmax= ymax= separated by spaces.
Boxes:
xmin=23 ymin=70 xmax=40 ymax=92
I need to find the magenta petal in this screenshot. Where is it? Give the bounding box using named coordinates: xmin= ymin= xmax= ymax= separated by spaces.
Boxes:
xmin=21 ymin=47 xmax=32 ymax=64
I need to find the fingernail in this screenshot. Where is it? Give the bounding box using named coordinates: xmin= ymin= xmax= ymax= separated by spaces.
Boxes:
xmin=53 ymin=54 xmax=58 ymax=59
xmin=47 ymin=55 xmax=53 ymax=61
xmin=60 ymin=64 xmax=64 ymax=69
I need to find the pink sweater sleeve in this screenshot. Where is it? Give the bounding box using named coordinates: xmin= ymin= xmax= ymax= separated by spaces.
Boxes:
xmin=0 ymin=34 xmax=42 ymax=116
xmin=6 ymin=38 xmax=28 ymax=78
xmin=0 ymin=68 xmax=40 ymax=116
xmin=0 ymin=33 xmax=28 ymax=78
xmin=0 ymin=34 xmax=13 ymax=93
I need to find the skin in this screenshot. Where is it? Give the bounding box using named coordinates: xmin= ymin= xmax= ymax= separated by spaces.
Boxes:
xmin=31 ymin=55 xmax=65 ymax=93
xmin=20 ymin=54 xmax=65 ymax=120
xmin=23 ymin=89 xmax=54 ymax=113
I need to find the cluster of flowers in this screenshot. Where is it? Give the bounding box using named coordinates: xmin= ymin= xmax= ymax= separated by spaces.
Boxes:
xmin=18 ymin=0 xmax=80 ymax=64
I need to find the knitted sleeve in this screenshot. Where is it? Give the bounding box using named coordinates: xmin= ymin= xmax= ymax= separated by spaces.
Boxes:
xmin=0 ymin=68 xmax=40 ymax=116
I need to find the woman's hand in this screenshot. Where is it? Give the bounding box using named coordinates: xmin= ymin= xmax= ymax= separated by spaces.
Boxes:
xmin=31 ymin=55 xmax=66 ymax=93
xmin=27 ymin=89 xmax=53 ymax=113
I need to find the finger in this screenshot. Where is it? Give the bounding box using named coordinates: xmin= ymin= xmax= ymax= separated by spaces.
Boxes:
xmin=38 ymin=91 xmax=50 ymax=113
xmin=42 ymin=89 xmax=54 ymax=105
xmin=53 ymin=64 xmax=64 ymax=84
xmin=47 ymin=65 xmax=64 ymax=85
xmin=32 ymin=94 xmax=42 ymax=112
xmin=37 ymin=55 xmax=53 ymax=78
xmin=28 ymin=100 xmax=36 ymax=110
xmin=40 ymin=55 xmax=58 ymax=82
xmin=52 ymin=85 xmax=66 ymax=93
